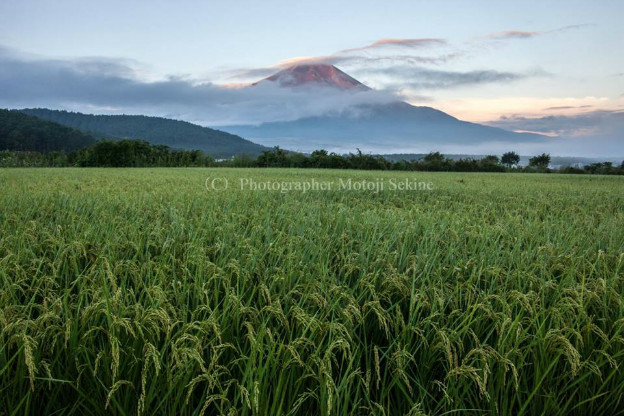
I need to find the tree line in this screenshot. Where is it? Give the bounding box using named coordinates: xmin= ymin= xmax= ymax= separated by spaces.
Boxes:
xmin=0 ymin=139 xmax=214 ymax=167
xmin=2 ymin=139 xmax=623 ymax=174
xmin=225 ymin=147 xmax=624 ymax=174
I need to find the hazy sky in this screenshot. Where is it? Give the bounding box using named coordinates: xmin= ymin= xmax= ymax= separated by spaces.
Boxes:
xmin=1 ymin=0 xmax=623 ymax=143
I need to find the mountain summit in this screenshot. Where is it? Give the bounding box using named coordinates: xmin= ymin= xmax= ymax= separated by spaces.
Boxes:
xmin=257 ymin=64 xmax=369 ymax=90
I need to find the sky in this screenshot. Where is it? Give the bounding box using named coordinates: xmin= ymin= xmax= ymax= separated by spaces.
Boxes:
xmin=0 ymin=0 xmax=623 ymax=154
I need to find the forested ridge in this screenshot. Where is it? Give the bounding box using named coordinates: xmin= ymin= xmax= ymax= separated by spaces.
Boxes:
xmin=0 ymin=109 xmax=95 ymax=152
xmin=20 ymin=108 xmax=268 ymax=157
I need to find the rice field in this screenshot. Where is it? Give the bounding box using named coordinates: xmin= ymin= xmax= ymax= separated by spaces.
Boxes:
xmin=1 ymin=168 xmax=623 ymax=415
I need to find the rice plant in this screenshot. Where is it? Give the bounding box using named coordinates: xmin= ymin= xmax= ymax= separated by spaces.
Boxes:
xmin=1 ymin=168 xmax=623 ymax=415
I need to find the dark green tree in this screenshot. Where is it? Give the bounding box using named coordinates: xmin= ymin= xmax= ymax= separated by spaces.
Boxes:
xmin=256 ymin=146 xmax=288 ymax=167
xmin=309 ymin=149 xmax=329 ymax=168
xmin=528 ymin=153 xmax=551 ymax=169
xmin=501 ymin=151 xmax=520 ymax=168
xmin=418 ymin=152 xmax=452 ymax=171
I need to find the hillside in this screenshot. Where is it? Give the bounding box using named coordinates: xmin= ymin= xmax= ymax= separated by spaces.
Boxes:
xmin=220 ymin=101 xmax=548 ymax=153
xmin=21 ymin=109 xmax=268 ymax=157
xmin=0 ymin=109 xmax=95 ymax=152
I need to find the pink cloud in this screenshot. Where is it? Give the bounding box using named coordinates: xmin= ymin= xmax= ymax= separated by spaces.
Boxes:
xmin=340 ymin=38 xmax=446 ymax=53
xmin=485 ymin=24 xmax=592 ymax=40
xmin=513 ymin=129 xmax=559 ymax=137
xmin=487 ymin=30 xmax=540 ymax=40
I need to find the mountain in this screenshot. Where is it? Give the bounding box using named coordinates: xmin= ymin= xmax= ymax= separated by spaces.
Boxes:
xmin=255 ymin=64 xmax=368 ymax=90
xmin=20 ymin=109 xmax=269 ymax=157
xmin=0 ymin=109 xmax=95 ymax=152
xmin=220 ymin=64 xmax=551 ymax=153
xmin=220 ymin=101 xmax=548 ymax=153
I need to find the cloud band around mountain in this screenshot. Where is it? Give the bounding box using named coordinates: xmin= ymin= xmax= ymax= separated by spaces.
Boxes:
xmin=0 ymin=46 xmax=399 ymax=125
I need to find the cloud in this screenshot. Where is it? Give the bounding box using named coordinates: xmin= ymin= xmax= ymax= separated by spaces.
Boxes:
xmin=553 ymin=24 xmax=596 ymax=32
xmin=222 ymin=37 xmax=457 ymax=83
xmin=0 ymin=43 xmax=539 ymax=129
xmin=226 ymin=55 xmax=530 ymax=91
xmin=488 ymin=31 xmax=540 ymax=40
xmin=543 ymin=105 xmax=594 ymax=111
xmin=482 ymin=109 xmax=624 ymax=157
xmin=511 ymin=129 xmax=559 ymax=137
xmin=222 ymin=66 xmax=278 ymax=81
xmin=227 ymin=48 xmax=458 ymax=82
xmin=226 ymin=53 xmax=460 ymax=82
xmin=0 ymin=47 xmax=399 ymax=125
xmin=485 ymin=24 xmax=593 ymax=40
xmin=340 ymin=38 xmax=446 ymax=53
xmin=353 ymin=66 xmax=536 ymax=90
xmin=486 ymin=110 xmax=624 ymax=140
xmin=278 ymin=53 xmax=458 ymax=70
xmin=222 ymin=35 xmax=533 ymax=93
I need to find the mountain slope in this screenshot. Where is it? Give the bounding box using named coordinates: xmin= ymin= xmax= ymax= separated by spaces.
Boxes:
xmin=221 ymin=64 xmax=551 ymax=153
xmin=0 ymin=109 xmax=95 ymax=152
xmin=21 ymin=109 xmax=268 ymax=157
xmin=220 ymin=101 xmax=548 ymax=152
